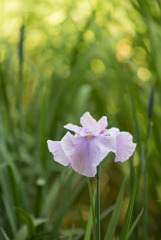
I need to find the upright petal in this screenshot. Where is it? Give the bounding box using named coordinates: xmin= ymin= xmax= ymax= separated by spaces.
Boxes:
xmin=97 ymin=116 xmax=108 ymax=133
xmin=80 ymin=112 xmax=97 ymax=132
xmin=106 ymin=127 xmax=120 ymax=135
xmin=64 ymin=123 xmax=82 ymax=134
xmin=114 ymin=132 xmax=136 ymax=162
xmin=47 ymin=140 xmax=69 ymax=166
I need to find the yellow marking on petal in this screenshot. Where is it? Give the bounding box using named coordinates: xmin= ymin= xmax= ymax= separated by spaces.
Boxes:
xmin=100 ymin=129 xmax=107 ymax=133
xmin=88 ymin=134 xmax=92 ymax=141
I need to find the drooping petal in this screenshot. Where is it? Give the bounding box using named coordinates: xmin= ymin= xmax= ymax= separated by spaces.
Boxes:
xmin=64 ymin=123 xmax=82 ymax=134
xmin=80 ymin=112 xmax=97 ymax=132
xmin=97 ymin=116 xmax=108 ymax=133
xmin=61 ymin=133 xmax=97 ymax=177
xmin=90 ymin=135 xmax=117 ymax=166
xmin=47 ymin=140 xmax=69 ymax=166
xmin=61 ymin=133 xmax=117 ymax=177
xmin=114 ymin=132 xmax=136 ymax=162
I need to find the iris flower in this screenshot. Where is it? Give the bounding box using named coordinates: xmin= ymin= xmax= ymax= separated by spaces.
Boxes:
xmin=47 ymin=112 xmax=136 ymax=177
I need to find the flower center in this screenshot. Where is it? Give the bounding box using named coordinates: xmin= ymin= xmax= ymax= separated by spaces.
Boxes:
xmin=88 ymin=134 xmax=92 ymax=141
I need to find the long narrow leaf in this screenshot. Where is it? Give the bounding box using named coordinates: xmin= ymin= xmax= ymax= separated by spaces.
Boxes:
xmin=15 ymin=208 xmax=36 ymax=239
xmin=127 ymin=208 xmax=144 ymax=240
xmin=100 ymin=204 xmax=115 ymax=221
xmin=119 ymin=176 xmax=137 ymax=240
xmin=104 ymin=178 xmax=126 ymax=240
xmin=14 ymin=218 xmax=47 ymax=240
xmin=84 ymin=206 xmax=94 ymax=240
xmin=0 ymin=227 xmax=10 ymax=240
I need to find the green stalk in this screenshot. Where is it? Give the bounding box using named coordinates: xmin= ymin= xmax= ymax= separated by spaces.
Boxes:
xmin=87 ymin=178 xmax=96 ymax=240
xmin=96 ymin=164 xmax=101 ymax=240
xmin=143 ymin=87 xmax=154 ymax=240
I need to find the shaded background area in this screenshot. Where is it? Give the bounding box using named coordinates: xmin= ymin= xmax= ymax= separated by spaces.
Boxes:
xmin=0 ymin=0 xmax=161 ymax=239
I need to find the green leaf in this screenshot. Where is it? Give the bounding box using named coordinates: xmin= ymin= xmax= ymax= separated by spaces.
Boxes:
xmin=53 ymin=175 xmax=87 ymax=231
xmin=104 ymin=178 xmax=126 ymax=240
xmin=14 ymin=218 xmax=47 ymax=240
xmin=15 ymin=208 xmax=36 ymax=239
xmin=2 ymin=196 xmax=17 ymax=235
xmin=0 ymin=227 xmax=10 ymax=240
xmin=127 ymin=208 xmax=144 ymax=240
xmin=87 ymin=178 xmax=96 ymax=240
xmin=147 ymin=86 xmax=154 ymax=119
xmin=100 ymin=204 xmax=115 ymax=221
xmin=119 ymin=176 xmax=137 ymax=240
xmin=68 ymin=226 xmax=75 ymax=240
xmin=84 ymin=206 xmax=93 ymax=240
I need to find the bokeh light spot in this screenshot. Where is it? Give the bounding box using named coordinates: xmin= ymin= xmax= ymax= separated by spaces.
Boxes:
xmin=90 ymin=58 xmax=105 ymax=73
xmin=116 ymin=38 xmax=132 ymax=62
xmin=137 ymin=67 xmax=151 ymax=81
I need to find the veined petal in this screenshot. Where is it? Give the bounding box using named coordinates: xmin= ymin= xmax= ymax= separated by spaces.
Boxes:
xmin=114 ymin=132 xmax=136 ymax=162
xmin=47 ymin=140 xmax=69 ymax=166
xmin=61 ymin=133 xmax=116 ymax=177
xmin=80 ymin=112 xmax=97 ymax=131
xmin=64 ymin=123 xmax=82 ymax=134
xmin=97 ymin=116 xmax=108 ymax=133
xmin=91 ymin=135 xmax=117 ymax=166
xmin=62 ymin=134 xmax=97 ymax=177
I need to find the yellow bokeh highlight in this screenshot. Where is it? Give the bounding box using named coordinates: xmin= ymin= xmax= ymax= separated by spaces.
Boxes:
xmin=116 ymin=38 xmax=132 ymax=63
xmin=46 ymin=10 xmax=66 ymax=25
xmin=90 ymin=58 xmax=105 ymax=73
xmin=83 ymin=30 xmax=95 ymax=42
xmin=137 ymin=67 xmax=151 ymax=81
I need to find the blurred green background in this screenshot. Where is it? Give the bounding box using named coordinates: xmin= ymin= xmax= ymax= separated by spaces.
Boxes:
xmin=0 ymin=0 xmax=161 ymax=239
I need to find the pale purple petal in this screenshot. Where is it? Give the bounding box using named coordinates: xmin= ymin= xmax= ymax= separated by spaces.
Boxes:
xmin=114 ymin=132 xmax=136 ymax=162
xmin=64 ymin=123 xmax=82 ymax=134
xmin=47 ymin=140 xmax=69 ymax=166
xmin=61 ymin=133 xmax=117 ymax=177
xmin=97 ymin=116 xmax=108 ymax=133
xmin=91 ymin=135 xmax=117 ymax=166
xmin=107 ymin=128 xmax=120 ymax=135
xmin=80 ymin=112 xmax=97 ymax=132
xmin=62 ymin=133 xmax=97 ymax=177
xmin=104 ymin=127 xmax=120 ymax=135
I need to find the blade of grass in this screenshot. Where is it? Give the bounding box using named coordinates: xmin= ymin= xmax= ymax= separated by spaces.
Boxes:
xmin=68 ymin=226 xmax=75 ymax=240
xmin=53 ymin=176 xmax=87 ymax=231
xmin=127 ymin=208 xmax=144 ymax=239
xmin=7 ymin=165 xmax=21 ymax=226
xmin=0 ymin=227 xmax=10 ymax=240
xmin=104 ymin=178 xmax=126 ymax=240
xmin=78 ymin=205 xmax=86 ymax=230
xmin=143 ymin=87 xmax=154 ymax=240
xmin=87 ymin=178 xmax=96 ymax=240
xmin=84 ymin=206 xmax=94 ymax=240
xmin=2 ymin=191 xmax=17 ymax=235
xmin=100 ymin=204 xmax=115 ymax=221
xmin=119 ymin=175 xmax=137 ymax=240
xmin=40 ymin=92 xmax=47 ymax=171
xmin=15 ymin=208 xmax=36 ymax=239
xmin=14 ymin=218 xmax=48 ymax=240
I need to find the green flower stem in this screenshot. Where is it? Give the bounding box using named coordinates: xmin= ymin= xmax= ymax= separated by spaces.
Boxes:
xmin=96 ymin=164 xmax=101 ymax=240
